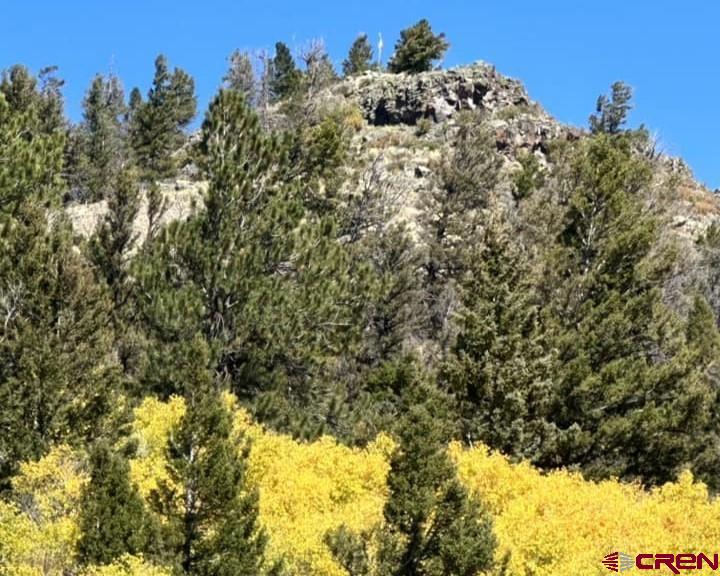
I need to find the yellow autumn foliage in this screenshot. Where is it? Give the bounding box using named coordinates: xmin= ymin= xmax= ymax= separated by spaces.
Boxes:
xmin=1 ymin=445 xmax=87 ymax=575
xmin=5 ymin=395 xmax=720 ymax=575
xmin=452 ymin=442 xmax=720 ymax=575
xmin=79 ymin=554 xmax=171 ymax=576
xmin=128 ymin=393 xmax=393 ymax=575
xmin=129 ymin=394 xmax=186 ymax=498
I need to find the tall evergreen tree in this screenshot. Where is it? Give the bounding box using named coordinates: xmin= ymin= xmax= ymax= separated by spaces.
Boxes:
xmin=89 ymin=168 xmax=142 ymax=373
xmin=422 ymin=112 xmax=502 ymax=348
xmin=388 ymin=20 xmax=449 ymax=74
xmin=0 ymin=86 xmax=64 ymax=213
xmin=0 ymin=89 xmax=116 ymax=485
xmin=269 ymin=42 xmax=301 ymax=102
xmin=357 ymin=223 xmax=422 ymax=367
xmin=151 ymin=338 xmax=277 ymax=576
xmin=343 ymin=34 xmax=374 ymax=76
xmin=89 ymin=168 xmax=140 ymax=310
xmin=328 ymin=367 xmax=496 ymax=576
xmin=135 ymin=89 xmax=357 ymax=436
xmin=224 ymin=50 xmax=256 ymax=102
xmin=130 ymin=55 xmax=197 ymax=179
xmin=442 ymin=214 xmax=554 ymax=456
xmin=378 ymin=375 xmax=495 ymax=576
xmin=77 ymin=441 xmax=157 ymax=566
xmin=540 ymin=132 xmax=720 ymax=485
xmin=72 ymin=73 xmax=128 ymax=200
xmin=1 ymin=64 xmax=65 ymax=136
xmin=589 ymin=81 xmax=633 ymax=134
xmin=127 ymin=86 xmax=143 ymax=119
xmin=36 ymin=65 xmax=66 ymax=135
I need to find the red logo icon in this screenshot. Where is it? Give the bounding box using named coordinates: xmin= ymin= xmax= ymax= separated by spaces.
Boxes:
xmin=603 ymin=552 xmax=634 ymax=572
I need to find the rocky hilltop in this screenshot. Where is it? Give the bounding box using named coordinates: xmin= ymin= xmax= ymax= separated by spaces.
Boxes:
xmin=67 ymin=62 xmax=719 ymax=243
xmin=341 ymin=62 xmax=536 ymax=123
xmin=330 ymin=61 xmax=575 ymax=153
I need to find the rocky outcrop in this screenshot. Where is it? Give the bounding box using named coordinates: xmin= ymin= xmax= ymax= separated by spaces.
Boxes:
xmin=329 ymin=62 xmax=580 ymax=157
xmin=335 ymin=61 xmax=532 ymax=125
xmin=65 ymin=179 xmax=203 ymax=241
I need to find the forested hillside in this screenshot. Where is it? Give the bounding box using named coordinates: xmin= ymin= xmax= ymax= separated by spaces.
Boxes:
xmin=2 ymin=19 xmax=720 ymax=576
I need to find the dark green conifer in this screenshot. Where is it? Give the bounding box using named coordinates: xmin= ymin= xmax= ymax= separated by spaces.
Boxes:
xmin=328 ymin=366 xmax=496 ymax=576
xmin=89 ymin=168 xmax=142 ymax=373
xmin=1 ymin=64 xmax=65 ymax=136
xmin=269 ymin=42 xmax=301 ymax=102
xmin=77 ymin=442 xmax=157 ymax=565
xmin=135 ymin=89 xmax=356 ymax=436
xmin=442 ymin=214 xmax=553 ymax=456
xmin=0 ymin=88 xmax=64 ymax=213
xmin=0 ymin=89 xmax=116 ymax=485
xmin=73 ymin=73 xmax=128 ymax=200
xmin=388 ymin=20 xmax=449 ymax=74
xmin=151 ymin=338 xmax=277 ymax=576
xmin=422 ymin=112 xmax=502 ymax=347
xmin=589 ymin=81 xmax=633 ymax=134
xmin=130 ymin=55 xmax=196 ymax=179
xmin=343 ymin=34 xmax=374 ymax=76
xmin=377 ymin=375 xmax=495 ymax=576
xmin=89 ymin=168 xmax=140 ymax=309
xmin=541 ymin=132 xmax=720 ymax=485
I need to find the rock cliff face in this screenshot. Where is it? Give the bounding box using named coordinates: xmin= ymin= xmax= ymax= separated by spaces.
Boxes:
xmin=329 ymin=62 xmax=579 ymax=156
xmin=337 ymin=62 xmax=531 ymax=125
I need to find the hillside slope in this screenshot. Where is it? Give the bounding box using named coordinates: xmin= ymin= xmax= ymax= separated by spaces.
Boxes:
xmin=66 ymin=62 xmax=720 ymax=245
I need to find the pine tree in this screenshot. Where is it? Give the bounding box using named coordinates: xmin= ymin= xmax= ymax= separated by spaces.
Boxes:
xmin=0 ymin=86 xmax=64 ymax=213
xmin=285 ymin=113 xmax=351 ymax=215
xmin=358 ymin=223 xmax=422 ymax=367
xmin=673 ymin=295 xmax=720 ymax=488
xmin=0 ymin=89 xmax=116 ymax=485
xmin=328 ymin=367 xmax=496 ymax=576
xmin=130 ymin=55 xmax=197 ymax=179
xmin=442 ymin=214 xmax=553 ymax=456
xmin=0 ymin=208 xmax=117 ymax=485
xmin=73 ymin=73 xmax=128 ymax=201
xmin=422 ymin=112 xmax=502 ymax=347
xmin=388 ymin=20 xmax=449 ymax=74
xmin=77 ymin=441 xmax=157 ymax=565
xmin=540 ymin=132 xmax=720 ymax=485
xmin=343 ymin=34 xmax=374 ymax=76
xmin=1 ymin=64 xmax=65 ymax=136
xmin=134 ymin=89 xmax=357 ymax=436
xmin=224 ymin=50 xmax=256 ymax=102
xmin=269 ymin=42 xmax=301 ymax=102
xmin=151 ymin=338 xmax=277 ymax=576
xmin=36 ymin=65 xmax=66 ymax=135
xmin=128 ymin=86 xmax=143 ymax=118
xmin=589 ymin=81 xmax=633 ymax=134
xmin=89 ymin=168 xmax=141 ymax=373
xmin=378 ymin=375 xmax=496 ymax=576
xmin=89 ymin=168 xmax=140 ymax=310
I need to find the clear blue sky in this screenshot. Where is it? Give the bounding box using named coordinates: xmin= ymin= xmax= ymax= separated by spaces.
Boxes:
xmin=3 ymin=0 xmax=718 ymax=188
